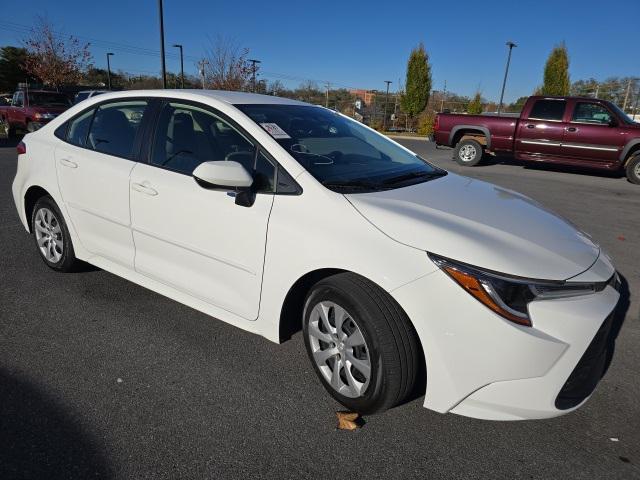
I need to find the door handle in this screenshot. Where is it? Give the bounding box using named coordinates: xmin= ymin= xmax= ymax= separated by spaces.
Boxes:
xmin=565 ymin=127 xmax=578 ymax=132
xmin=59 ymin=158 xmax=78 ymax=168
xmin=526 ymin=124 xmax=535 ymax=129
xmin=131 ymin=182 xmax=158 ymax=196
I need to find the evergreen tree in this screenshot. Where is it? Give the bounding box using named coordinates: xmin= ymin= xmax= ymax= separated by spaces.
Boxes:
xmin=467 ymin=92 xmax=483 ymax=114
xmin=542 ymin=43 xmax=570 ymax=96
xmin=0 ymin=46 xmax=34 ymax=91
xmin=400 ymin=43 xmax=431 ymax=117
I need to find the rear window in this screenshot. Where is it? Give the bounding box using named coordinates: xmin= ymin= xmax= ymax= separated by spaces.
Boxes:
xmin=528 ymin=100 xmax=566 ymax=121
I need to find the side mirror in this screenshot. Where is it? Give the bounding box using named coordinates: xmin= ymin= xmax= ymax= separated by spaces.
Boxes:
xmin=608 ymin=118 xmax=618 ymax=127
xmin=192 ymin=161 xmax=253 ymax=190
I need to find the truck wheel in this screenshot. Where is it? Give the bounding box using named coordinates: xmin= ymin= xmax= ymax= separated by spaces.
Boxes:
xmin=454 ymin=139 xmax=483 ymax=166
xmin=626 ymin=154 xmax=640 ymax=185
xmin=26 ymin=122 xmax=37 ymax=133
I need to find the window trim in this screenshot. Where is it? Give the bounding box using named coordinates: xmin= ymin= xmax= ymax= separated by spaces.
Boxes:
xmin=142 ymin=98 xmax=301 ymax=196
xmin=56 ymin=97 xmax=153 ymax=162
xmin=569 ymin=101 xmax=615 ymax=126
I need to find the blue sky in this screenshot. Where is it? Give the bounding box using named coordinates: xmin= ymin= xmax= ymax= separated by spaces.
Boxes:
xmin=1 ymin=0 xmax=638 ymax=102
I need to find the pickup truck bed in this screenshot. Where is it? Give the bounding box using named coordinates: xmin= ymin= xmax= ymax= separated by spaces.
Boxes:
xmin=433 ymin=95 xmax=640 ymax=184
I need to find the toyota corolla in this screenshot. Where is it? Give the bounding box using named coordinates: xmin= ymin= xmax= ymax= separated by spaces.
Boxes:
xmin=12 ymin=90 xmax=620 ymax=420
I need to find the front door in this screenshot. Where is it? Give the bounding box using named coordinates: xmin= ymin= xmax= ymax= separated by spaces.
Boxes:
xmin=55 ymin=99 xmax=149 ymax=267
xmin=129 ymin=101 xmax=276 ymax=320
xmin=561 ymin=101 xmax=624 ymax=164
xmin=515 ymin=98 xmax=568 ymax=159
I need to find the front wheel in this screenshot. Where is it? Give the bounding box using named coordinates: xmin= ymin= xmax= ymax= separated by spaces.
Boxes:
xmin=302 ymin=273 xmax=421 ymax=414
xmin=626 ymin=154 xmax=640 ymax=185
xmin=453 ymin=138 xmax=483 ymax=166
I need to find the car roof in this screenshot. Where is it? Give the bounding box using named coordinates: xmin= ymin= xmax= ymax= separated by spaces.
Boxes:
xmin=89 ymin=89 xmax=311 ymax=106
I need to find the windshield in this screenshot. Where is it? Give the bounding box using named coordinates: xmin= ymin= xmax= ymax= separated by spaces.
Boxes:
xmin=28 ymin=92 xmax=71 ymax=107
xmin=608 ymin=102 xmax=638 ymax=125
xmin=236 ymin=104 xmax=446 ymax=192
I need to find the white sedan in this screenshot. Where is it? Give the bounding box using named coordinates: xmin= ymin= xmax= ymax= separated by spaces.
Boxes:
xmin=11 ymin=90 xmax=620 ymax=420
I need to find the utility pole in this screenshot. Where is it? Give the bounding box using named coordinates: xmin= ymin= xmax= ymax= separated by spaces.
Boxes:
xmin=623 ymin=78 xmax=632 ymax=111
xmin=248 ymin=59 xmax=261 ymax=92
xmin=172 ymin=44 xmax=184 ymax=88
xmin=158 ymin=0 xmax=167 ymax=88
xmin=198 ymin=59 xmax=209 ymax=89
xmin=383 ymin=80 xmax=392 ymax=131
xmin=106 ymin=52 xmax=114 ymax=90
xmin=594 ymin=83 xmax=600 ymax=99
xmin=393 ymin=90 xmax=398 ymax=128
xmin=440 ymin=80 xmax=447 ymax=112
xmin=325 ymin=82 xmax=330 ymax=108
xmin=497 ymin=41 xmax=517 ymax=115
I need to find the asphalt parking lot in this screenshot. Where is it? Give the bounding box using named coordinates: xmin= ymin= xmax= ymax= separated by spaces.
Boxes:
xmin=1 ymin=137 xmax=638 ymax=479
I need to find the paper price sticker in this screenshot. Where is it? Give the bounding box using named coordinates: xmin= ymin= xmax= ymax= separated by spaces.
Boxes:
xmin=260 ymin=123 xmax=291 ymax=139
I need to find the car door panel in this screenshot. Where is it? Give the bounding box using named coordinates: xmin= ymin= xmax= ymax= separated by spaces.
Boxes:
xmin=515 ymin=99 xmax=568 ymax=159
xmin=130 ymin=163 xmax=274 ymax=319
xmin=55 ymin=144 xmax=137 ymax=267
xmin=55 ymin=99 xmax=148 ymax=268
xmin=561 ymin=102 xmax=625 ymax=164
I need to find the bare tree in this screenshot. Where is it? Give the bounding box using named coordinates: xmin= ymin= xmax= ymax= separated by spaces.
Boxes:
xmin=204 ymin=35 xmax=253 ymax=91
xmin=23 ymin=16 xmax=92 ymax=89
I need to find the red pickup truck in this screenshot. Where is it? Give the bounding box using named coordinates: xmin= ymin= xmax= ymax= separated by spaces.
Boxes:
xmin=433 ymin=96 xmax=640 ymax=184
xmin=0 ymin=89 xmax=71 ymax=138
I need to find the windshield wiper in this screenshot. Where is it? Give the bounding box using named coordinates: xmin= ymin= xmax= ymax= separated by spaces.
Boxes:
xmin=322 ymin=179 xmax=378 ymax=191
xmin=382 ymin=170 xmax=447 ymax=185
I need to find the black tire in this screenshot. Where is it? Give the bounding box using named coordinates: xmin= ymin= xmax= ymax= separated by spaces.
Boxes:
xmin=453 ymin=138 xmax=483 ymax=166
xmin=30 ymin=196 xmax=80 ymax=272
xmin=625 ymin=154 xmax=640 ymax=185
xmin=302 ymin=272 xmax=421 ymax=414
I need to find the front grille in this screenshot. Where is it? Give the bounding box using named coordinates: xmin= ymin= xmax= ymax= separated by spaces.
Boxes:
xmin=555 ymin=312 xmax=614 ymax=410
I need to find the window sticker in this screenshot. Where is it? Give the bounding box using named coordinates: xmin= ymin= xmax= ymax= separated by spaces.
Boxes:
xmin=260 ymin=122 xmax=291 ymax=139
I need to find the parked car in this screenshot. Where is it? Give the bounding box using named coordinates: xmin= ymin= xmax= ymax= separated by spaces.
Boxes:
xmin=0 ymin=93 xmax=12 ymax=106
xmin=0 ymin=89 xmax=71 ymax=137
xmin=433 ymin=96 xmax=640 ymax=183
xmin=74 ymin=90 xmax=108 ymax=104
xmin=12 ymin=90 xmax=620 ymax=420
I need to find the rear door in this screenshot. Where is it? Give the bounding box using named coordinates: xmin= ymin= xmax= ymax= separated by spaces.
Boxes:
xmin=561 ymin=100 xmax=624 ymax=164
xmin=515 ymin=98 xmax=568 ymax=158
xmin=55 ymin=98 xmax=149 ymax=267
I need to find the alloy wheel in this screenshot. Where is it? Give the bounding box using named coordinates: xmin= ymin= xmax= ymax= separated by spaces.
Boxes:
xmin=307 ymin=301 xmax=371 ymax=398
xmin=34 ymin=207 xmax=64 ymax=263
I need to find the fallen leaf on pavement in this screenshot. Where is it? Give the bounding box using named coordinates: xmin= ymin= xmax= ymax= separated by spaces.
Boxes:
xmin=336 ymin=411 xmax=360 ymax=430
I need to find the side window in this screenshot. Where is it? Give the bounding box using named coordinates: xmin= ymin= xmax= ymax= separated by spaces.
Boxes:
xmin=66 ymin=108 xmax=95 ymax=147
xmin=13 ymin=92 xmax=24 ymax=107
xmin=87 ymin=100 xmax=148 ymax=158
xmin=151 ymin=102 xmax=254 ymax=175
xmin=571 ymin=103 xmax=612 ymax=125
xmin=254 ymin=151 xmax=276 ymax=193
xmin=528 ymin=100 xmax=567 ymax=121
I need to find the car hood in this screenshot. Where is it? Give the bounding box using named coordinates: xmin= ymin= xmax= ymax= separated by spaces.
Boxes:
xmin=346 ymin=173 xmax=599 ymax=280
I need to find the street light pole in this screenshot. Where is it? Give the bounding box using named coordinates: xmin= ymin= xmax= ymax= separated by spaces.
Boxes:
xmin=158 ymin=0 xmax=167 ymax=88
xmin=497 ymin=41 xmax=517 ymax=115
xmin=383 ymin=80 xmax=392 ymax=131
xmin=106 ymin=52 xmax=114 ymax=90
xmin=172 ymin=44 xmax=184 ymax=88
xmin=248 ymin=59 xmax=261 ymax=92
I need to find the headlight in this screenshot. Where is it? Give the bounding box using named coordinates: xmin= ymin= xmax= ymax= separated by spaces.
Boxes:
xmin=429 ymin=253 xmax=613 ymax=327
xmin=34 ymin=113 xmax=55 ymax=120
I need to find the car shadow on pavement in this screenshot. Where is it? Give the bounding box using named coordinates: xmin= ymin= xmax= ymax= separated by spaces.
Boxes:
xmin=0 ymin=368 xmax=112 ymax=480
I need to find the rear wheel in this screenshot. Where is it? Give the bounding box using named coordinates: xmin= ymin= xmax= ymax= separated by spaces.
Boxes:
xmin=625 ymin=154 xmax=640 ymax=184
xmin=302 ymin=272 xmax=421 ymax=414
xmin=31 ymin=196 xmax=80 ymax=272
xmin=454 ymin=138 xmax=483 ymax=166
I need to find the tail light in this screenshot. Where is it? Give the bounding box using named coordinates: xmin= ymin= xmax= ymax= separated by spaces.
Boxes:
xmin=433 ymin=114 xmax=440 ymax=132
xmin=17 ymin=141 xmax=26 ymax=155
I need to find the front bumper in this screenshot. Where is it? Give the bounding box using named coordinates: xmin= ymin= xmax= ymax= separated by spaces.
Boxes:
xmin=391 ymin=260 xmax=619 ymax=421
